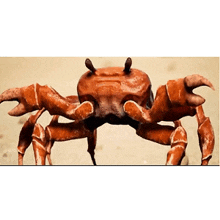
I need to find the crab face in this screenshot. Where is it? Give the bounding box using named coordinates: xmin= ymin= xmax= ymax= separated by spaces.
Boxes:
xmin=77 ymin=58 xmax=152 ymax=122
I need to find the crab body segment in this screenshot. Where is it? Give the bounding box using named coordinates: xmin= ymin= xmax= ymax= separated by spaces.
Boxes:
xmin=77 ymin=65 xmax=152 ymax=127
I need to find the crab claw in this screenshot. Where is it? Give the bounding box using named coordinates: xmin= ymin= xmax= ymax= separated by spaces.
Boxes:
xmin=8 ymin=103 xmax=27 ymax=116
xmin=184 ymin=74 xmax=215 ymax=91
xmin=167 ymin=74 xmax=214 ymax=107
xmin=0 ymin=85 xmax=39 ymax=116
xmin=184 ymin=75 xmax=214 ymax=106
xmin=0 ymin=88 xmax=21 ymax=103
xmin=0 ymin=87 xmax=27 ymax=116
xmin=0 ymin=84 xmax=94 ymax=120
xmin=124 ymin=74 xmax=215 ymax=124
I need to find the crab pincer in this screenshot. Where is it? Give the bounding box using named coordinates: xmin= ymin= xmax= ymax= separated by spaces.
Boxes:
xmin=123 ymin=74 xmax=214 ymax=124
xmin=0 ymin=84 xmax=94 ymax=120
xmin=167 ymin=74 xmax=215 ymax=107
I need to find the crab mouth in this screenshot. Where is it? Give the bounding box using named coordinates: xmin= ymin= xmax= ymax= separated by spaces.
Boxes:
xmin=105 ymin=114 xmax=122 ymax=124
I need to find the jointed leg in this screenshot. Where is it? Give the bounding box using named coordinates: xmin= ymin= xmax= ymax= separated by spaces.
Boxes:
xmin=32 ymin=124 xmax=47 ymax=165
xmin=45 ymin=95 xmax=81 ymax=165
xmin=45 ymin=120 xmax=96 ymax=165
xmin=196 ymin=105 xmax=214 ymax=165
xmin=30 ymin=95 xmax=96 ymax=166
xmin=17 ymin=95 xmax=79 ymax=165
xmin=17 ymin=108 xmax=45 ymax=165
xmin=45 ymin=115 xmax=59 ymax=165
xmin=136 ymin=121 xmax=187 ymax=165
xmin=46 ymin=140 xmax=54 ymax=165
xmin=87 ymin=129 xmax=97 ymax=165
xmin=124 ymin=75 xmax=215 ymax=165
xmin=166 ymin=121 xmax=187 ymax=165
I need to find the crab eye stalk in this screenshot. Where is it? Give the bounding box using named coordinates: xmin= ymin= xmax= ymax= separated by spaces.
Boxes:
xmin=85 ymin=58 xmax=96 ymax=73
xmin=124 ymin=57 xmax=132 ymax=74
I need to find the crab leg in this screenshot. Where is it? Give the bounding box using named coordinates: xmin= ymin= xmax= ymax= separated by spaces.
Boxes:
xmin=166 ymin=121 xmax=187 ymax=165
xmin=136 ymin=120 xmax=187 ymax=165
xmin=124 ymin=74 xmax=214 ymax=123
xmin=16 ymin=94 xmax=97 ymax=165
xmin=32 ymin=124 xmax=47 ymax=165
xmin=196 ymin=105 xmax=214 ymax=165
xmin=45 ymin=140 xmax=55 ymax=165
xmin=87 ymin=129 xmax=97 ymax=165
xmin=44 ymin=115 xmax=59 ymax=165
xmin=0 ymin=84 xmax=94 ymax=120
xmin=45 ymin=120 xmax=96 ymax=165
xmin=44 ymin=113 xmax=97 ymax=165
xmin=17 ymin=108 xmax=45 ymax=165
xmin=16 ymin=95 xmax=80 ymax=165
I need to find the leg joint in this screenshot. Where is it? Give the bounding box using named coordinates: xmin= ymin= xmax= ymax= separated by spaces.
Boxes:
xmin=170 ymin=126 xmax=187 ymax=146
xmin=32 ymin=124 xmax=46 ymax=143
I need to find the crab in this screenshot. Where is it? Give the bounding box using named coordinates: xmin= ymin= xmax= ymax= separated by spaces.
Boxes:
xmin=0 ymin=58 xmax=215 ymax=165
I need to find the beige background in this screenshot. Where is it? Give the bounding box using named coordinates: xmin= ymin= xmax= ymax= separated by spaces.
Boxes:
xmin=0 ymin=57 xmax=219 ymax=165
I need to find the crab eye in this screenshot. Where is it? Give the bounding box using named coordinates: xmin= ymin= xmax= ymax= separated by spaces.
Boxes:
xmin=124 ymin=57 xmax=132 ymax=73
xmin=85 ymin=58 xmax=96 ymax=73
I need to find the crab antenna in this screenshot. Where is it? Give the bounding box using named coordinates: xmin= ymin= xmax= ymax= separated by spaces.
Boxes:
xmin=124 ymin=57 xmax=132 ymax=73
xmin=85 ymin=58 xmax=96 ymax=73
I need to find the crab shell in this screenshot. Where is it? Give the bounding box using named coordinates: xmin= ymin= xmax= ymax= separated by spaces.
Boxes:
xmin=77 ymin=66 xmax=153 ymax=124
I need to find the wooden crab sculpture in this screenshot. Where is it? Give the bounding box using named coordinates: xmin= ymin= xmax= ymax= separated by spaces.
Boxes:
xmin=0 ymin=58 xmax=215 ymax=165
